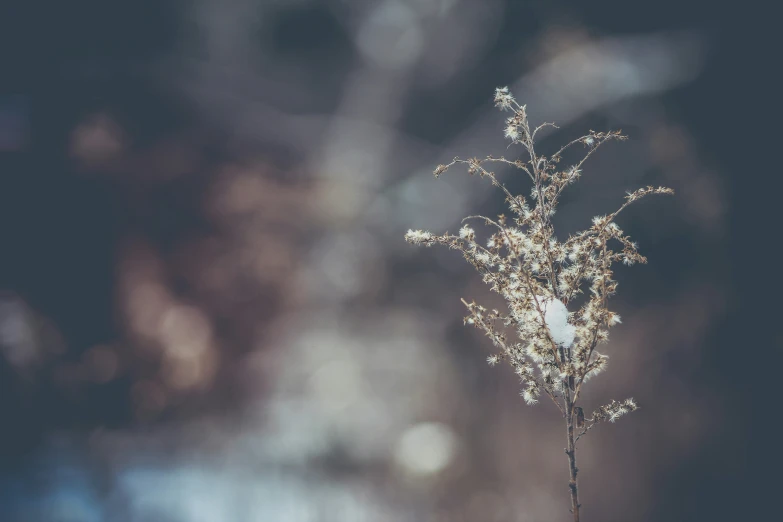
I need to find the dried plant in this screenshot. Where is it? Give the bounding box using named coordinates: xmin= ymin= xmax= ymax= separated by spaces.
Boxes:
xmin=405 ymin=87 xmax=673 ymax=521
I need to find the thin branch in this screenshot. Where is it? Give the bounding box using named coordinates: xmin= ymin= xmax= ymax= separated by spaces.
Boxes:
xmin=483 ymin=155 xmax=535 ymax=181
xmin=572 ymin=243 xmax=609 ymax=407
xmin=574 ymin=419 xmax=598 ymax=443
xmin=460 ymin=297 xmax=565 ymax=416
xmin=532 ymin=122 xmax=559 ymax=139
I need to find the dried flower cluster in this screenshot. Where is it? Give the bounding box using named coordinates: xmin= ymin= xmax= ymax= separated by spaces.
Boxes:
xmin=405 ymin=87 xmax=673 ymax=521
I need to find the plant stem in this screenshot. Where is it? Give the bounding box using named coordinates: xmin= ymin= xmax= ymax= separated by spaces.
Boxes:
xmin=565 ymin=389 xmax=580 ymax=521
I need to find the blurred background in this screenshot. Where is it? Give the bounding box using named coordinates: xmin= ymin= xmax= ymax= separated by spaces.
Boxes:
xmin=0 ymin=1 xmax=774 ymax=521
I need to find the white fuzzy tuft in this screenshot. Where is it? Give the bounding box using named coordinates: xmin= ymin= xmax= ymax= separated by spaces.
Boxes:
xmin=536 ymin=296 xmax=575 ymax=348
